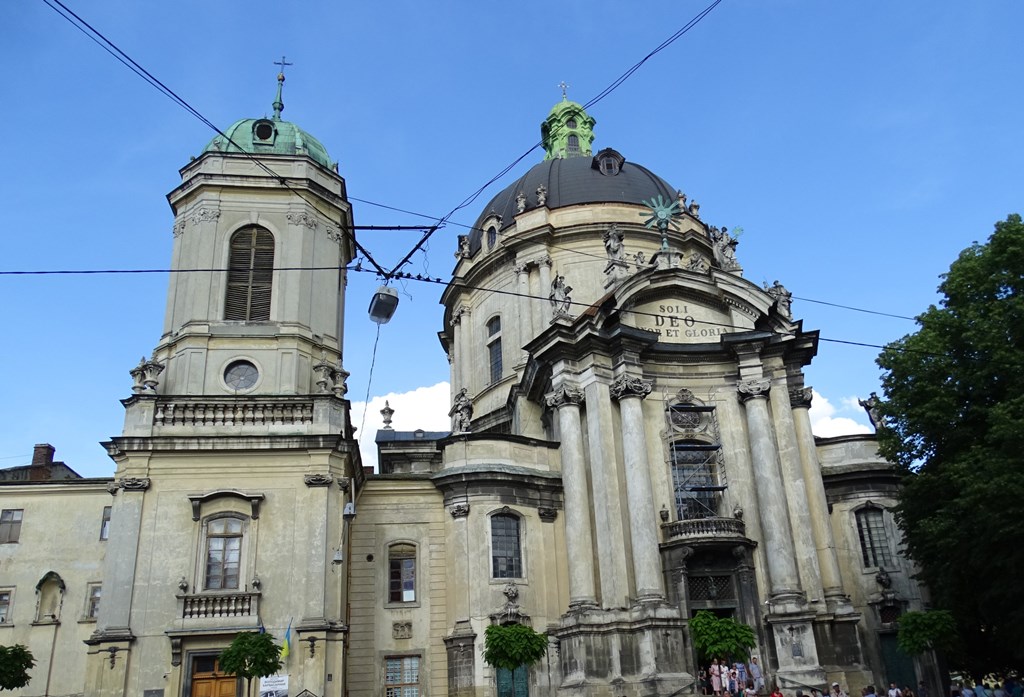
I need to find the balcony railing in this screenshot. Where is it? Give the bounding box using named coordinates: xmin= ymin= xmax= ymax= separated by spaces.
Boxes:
xmin=662 ymin=516 xmax=746 ymax=542
xmin=155 ymin=398 xmax=313 ymax=428
xmin=179 ymin=592 xmax=259 ymax=619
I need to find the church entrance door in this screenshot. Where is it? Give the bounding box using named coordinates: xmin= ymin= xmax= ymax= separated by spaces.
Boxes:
xmin=497 ymin=665 xmax=528 ymax=697
xmin=190 ymin=656 xmax=239 ymax=697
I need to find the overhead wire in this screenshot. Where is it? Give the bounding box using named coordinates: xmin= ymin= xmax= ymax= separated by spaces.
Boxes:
xmin=384 ymin=0 xmax=725 ymax=277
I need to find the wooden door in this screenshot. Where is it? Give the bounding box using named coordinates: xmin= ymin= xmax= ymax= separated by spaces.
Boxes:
xmin=191 ymin=656 xmax=238 ymax=697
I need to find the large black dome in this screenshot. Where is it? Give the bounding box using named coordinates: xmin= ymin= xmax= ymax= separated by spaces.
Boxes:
xmin=468 ymin=150 xmax=677 ymax=253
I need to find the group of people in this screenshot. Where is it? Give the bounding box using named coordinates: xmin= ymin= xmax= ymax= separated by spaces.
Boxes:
xmin=954 ymin=679 xmax=1024 ymax=697
xmin=700 ymin=657 xmax=766 ymax=696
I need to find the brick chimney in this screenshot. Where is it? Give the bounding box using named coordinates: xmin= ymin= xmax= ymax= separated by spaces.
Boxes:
xmin=30 ymin=444 xmax=55 ymax=481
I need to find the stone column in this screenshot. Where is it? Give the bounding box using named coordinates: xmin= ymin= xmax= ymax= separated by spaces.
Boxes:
xmin=537 ymin=255 xmax=552 ymax=326
xmin=611 ymin=374 xmax=665 ymax=601
xmin=449 ymin=310 xmax=463 ymax=395
xmin=447 ymin=503 xmax=472 ymax=625
xmin=300 ymin=475 xmax=330 ymax=627
xmin=454 ymin=306 xmax=472 ymax=391
xmin=546 ymin=384 xmax=597 ymax=607
xmin=94 ymin=476 xmax=150 ymax=638
xmin=769 ymin=377 xmax=823 ymax=603
xmin=737 ymin=379 xmax=803 ymax=602
xmin=583 ymin=378 xmax=630 ymax=607
xmin=515 ymin=263 xmax=532 ymax=364
xmin=790 ymin=387 xmax=846 ymax=601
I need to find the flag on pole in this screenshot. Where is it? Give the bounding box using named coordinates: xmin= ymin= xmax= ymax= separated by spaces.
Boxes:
xmin=281 ymin=618 xmax=292 ymax=660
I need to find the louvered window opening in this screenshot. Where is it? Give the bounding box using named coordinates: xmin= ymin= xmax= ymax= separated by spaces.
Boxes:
xmin=225 ymin=226 xmax=274 ymax=321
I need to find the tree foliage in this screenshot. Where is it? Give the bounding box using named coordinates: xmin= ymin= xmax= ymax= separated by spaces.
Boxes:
xmin=0 ymin=644 xmax=35 ymax=691
xmin=689 ymin=610 xmax=756 ymax=661
xmin=877 ymin=214 xmax=1024 ymax=673
xmin=482 ymin=623 xmax=549 ymax=672
xmin=218 ymin=632 xmax=282 ymax=697
xmin=897 ymin=610 xmax=957 ymax=656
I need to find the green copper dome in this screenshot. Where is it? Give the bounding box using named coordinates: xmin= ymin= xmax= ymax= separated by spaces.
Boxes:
xmin=202 ymin=72 xmax=335 ymax=170
xmin=541 ymin=95 xmax=596 ymax=160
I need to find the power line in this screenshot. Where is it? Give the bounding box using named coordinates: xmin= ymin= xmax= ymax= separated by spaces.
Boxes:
xmin=384 ymin=0 xmax=725 ymax=277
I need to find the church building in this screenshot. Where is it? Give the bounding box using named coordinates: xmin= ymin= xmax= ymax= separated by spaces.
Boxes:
xmin=0 ymin=76 xmax=936 ymax=697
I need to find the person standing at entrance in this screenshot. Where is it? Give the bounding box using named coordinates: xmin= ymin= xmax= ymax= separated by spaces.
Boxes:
xmin=711 ymin=658 xmax=723 ymax=696
xmin=748 ymin=656 xmax=765 ymax=694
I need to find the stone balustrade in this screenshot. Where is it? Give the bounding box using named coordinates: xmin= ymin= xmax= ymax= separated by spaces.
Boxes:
xmin=180 ymin=592 xmax=259 ymax=619
xmin=662 ymin=516 xmax=746 ymax=542
xmin=154 ymin=398 xmax=313 ymax=428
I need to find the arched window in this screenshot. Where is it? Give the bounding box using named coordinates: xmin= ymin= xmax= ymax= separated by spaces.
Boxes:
xmin=567 ymin=134 xmax=580 ymax=155
xmin=855 ymin=507 xmax=894 ymax=568
xmin=388 ymin=543 xmax=416 ymax=603
xmin=670 ymin=440 xmax=722 ymax=520
xmin=487 ymin=316 xmax=502 ymax=385
xmin=225 ymin=226 xmax=274 ymax=321
xmin=204 ymin=517 xmax=243 ymax=590
xmin=491 ymin=513 xmax=522 ymax=578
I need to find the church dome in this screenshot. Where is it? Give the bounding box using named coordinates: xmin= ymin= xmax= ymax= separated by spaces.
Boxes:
xmin=201 ymin=71 xmax=335 ymax=170
xmin=468 ymin=151 xmax=677 ymax=252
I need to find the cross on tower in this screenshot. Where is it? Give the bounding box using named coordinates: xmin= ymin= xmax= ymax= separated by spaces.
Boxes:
xmin=558 ymin=81 xmax=569 ymax=99
xmin=274 ymin=55 xmax=293 ymax=78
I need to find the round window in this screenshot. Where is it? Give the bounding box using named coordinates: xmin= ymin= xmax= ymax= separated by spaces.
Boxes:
xmin=254 ymin=121 xmax=274 ymax=141
xmin=224 ymin=360 xmax=259 ymax=391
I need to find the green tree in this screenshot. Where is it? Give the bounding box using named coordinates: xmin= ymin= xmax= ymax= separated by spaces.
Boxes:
xmin=482 ymin=623 xmax=549 ymax=672
xmin=218 ymin=632 xmax=283 ymax=697
xmin=689 ymin=610 xmax=756 ymax=662
xmin=897 ymin=610 xmax=957 ymax=656
xmin=876 ymin=214 xmax=1024 ymax=674
xmin=0 ymin=644 xmax=35 ymax=691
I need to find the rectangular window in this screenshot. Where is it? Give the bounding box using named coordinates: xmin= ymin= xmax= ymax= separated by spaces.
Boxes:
xmin=388 ymin=545 xmax=416 ymax=603
xmin=99 ymin=506 xmax=112 ymax=541
xmin=856 ymin=508 xmax=894 ymax=568
xmin=385 ymin=656 xmax=420 ymax=697
xmin=487 ymin=317 xmax=502 ymax=385
xmin=491 ymin=514 xmax=523 ymax=578
xmin=0 ymin=590 xmax=11 ymax=624
xmin=0 ymin=510 xmax=23 ymax=544
xmin=85 ymin=584 xmax=101 ymax=619
xmin=205 ymin=518 xmax=243 ymax=590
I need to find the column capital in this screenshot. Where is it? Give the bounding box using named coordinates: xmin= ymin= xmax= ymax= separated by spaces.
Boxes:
xmin=546 ymin=384 xmax=584 ymax=408
xmin=737 ymin=378 xmax=771 ymax=403
xmin=449 ymin=305 xmax=470 ymax=327
xmin=513 ymin=261 xmax=531 ymax=275
xmin=536 ymin=254 xmax=552 ymax=267
xmin=610 ymin=374 xmax=653 ymax=401
xmin=789 ymin=386 xmax=813 ymax=409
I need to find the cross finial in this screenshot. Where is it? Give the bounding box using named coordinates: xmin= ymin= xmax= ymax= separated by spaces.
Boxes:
xmin=274 ymin=55 xmax=293 ymax=79
xmin=558 ymin=81 xmax=569 ymax=100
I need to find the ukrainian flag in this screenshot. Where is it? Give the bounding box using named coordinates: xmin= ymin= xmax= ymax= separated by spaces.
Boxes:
xmin=281 ymin=619 xmax=292 ymax=660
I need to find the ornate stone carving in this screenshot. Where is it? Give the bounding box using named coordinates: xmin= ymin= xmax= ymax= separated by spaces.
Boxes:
xmin=685 ymin=252 xmax=709 ymax=273
xmin=536 ymin=185 xmax=547 ymax=206
xmin=454 ymin=235 xmax=471 ymax=259
xmin=105 ymin=482 xmax=120 ymax=496
xmin=129 ymin=355 xmax=165 ymax=394
xmin=710 ymin=226 xmax=741 ymax=272
xmin=875 ymin=568 xmax=892 ymax=589
xmin=503 ymin=582 xmax=519 ymax=603
xmin=380 ymin=401 xmax=394 ymax=429
xmin=172 ymin=220 xmax=186 ymax=237
xmin=323 ymin=226 xmax=343 ymax=243
xmin=304 ymin=473 xmax=333 ymax=487
xmin=675 ymin=388 xmax=696 ymax=404
xmin=119 ymin=477 xmax=151 ymax=491
xmin=190 ymin=208 xmax=220 ymax=226
xmin=170 ymin=636 xmax=182 ymax=667
xmin=251 ymin=575 xmax=262 ymax=590
xmin=312 ymin=352 xmax=348 ymax=397
xmin=764 ymin=280 xmax=793 ymax=318
xmin=450 ymin=388 xmax=473 ymax=433
xmin=859 ymin=392 xmax=885 ymax=430
xmin=515 ymin=191 xmax=527 ymax=213
xmin=633 ymin=250 xmax=646 ymax=269
xmin=178 ymin=577 xmax=189 ymax=593
xmin=737 ymin=378 xmax=771 ymax=403
xmin=536 ymin=254 xmax=552 ymax=268
xmin=549 ymin=274 xmax=573 ymax=318
xmin=789 ymin=386 xmax=813 ymax=409
xmin=392 ymin=621 xmax=412 ymax=639
xmin=337 ymin=477 xmax=350 ymax=493
xmin=545 ymin=384 xmax=583 ymax=409
xmin=687 ymin=199 xmax=700 ymax=219
xmin=449 ymin=306 xmax=469 ymax=327
xmin=449 ymin=503 xmax=470 ymax=518
xmin=602 ymin=224 xmax=630 ymax=288
xmin=610 ymin=374 xmax=653 ymax=401
xmin=537 ymin=507 xmax=558 ymax=522
xmin=513 ymin=262 xmax=530 ymax=276
xmin=286 ymin=211 xmax=319 ymax=230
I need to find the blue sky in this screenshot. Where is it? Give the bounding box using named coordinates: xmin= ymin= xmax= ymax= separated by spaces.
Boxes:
xmin=1 ymin=1 xmax=1021 ymax=476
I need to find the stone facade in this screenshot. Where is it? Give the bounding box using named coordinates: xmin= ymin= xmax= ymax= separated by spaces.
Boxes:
xmin=0 ymin=95 xmax=938 ymax=697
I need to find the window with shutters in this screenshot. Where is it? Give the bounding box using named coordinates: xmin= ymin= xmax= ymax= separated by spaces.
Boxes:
xmin=225 ymin=226 xmax=274 ymax=321
xmin=486 ymin=316 xmax=502 ymax=385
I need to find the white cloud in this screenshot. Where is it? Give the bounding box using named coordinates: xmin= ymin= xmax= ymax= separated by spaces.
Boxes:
xmin=350 ymin=382 xmax=451 ymax=472
xmin=809 ymin=390 xmax=872 ymax=438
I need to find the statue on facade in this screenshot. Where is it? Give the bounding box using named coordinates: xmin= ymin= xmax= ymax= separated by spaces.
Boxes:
xmin=454 ymin=234 xmax=470 ymax=259
xmin=515 ymin=191 xmax=527 ymax=214
xmin=686 ymin=252 xmax=709 ymax=273
xmin=633 ymin=250 xmax=646 ymax=269
xmin=859 ymin=392 xmax=885 ymax=430
xmin=603 ymin=224 xmax=626 ymax=263
xmin=710 ymin=226 xmax=740 ymax=271
xmin=536 ymin=185 xmax=548 ymax=207
xmin=550 ymin=274 xmax=573 ymax=317
xmin=450 ymin=388 xmax=473 ymax=433
xmin=687 ymin=199 xmax=700 ymax=219
xmin=764 ymin=280 xmax=793 ymax=318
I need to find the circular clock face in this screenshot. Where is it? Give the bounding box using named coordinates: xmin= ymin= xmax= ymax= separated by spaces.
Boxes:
xmin=224 ymin=361 xmax=259 ymax=390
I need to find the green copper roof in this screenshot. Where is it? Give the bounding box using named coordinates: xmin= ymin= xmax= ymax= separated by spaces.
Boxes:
xmin=201 ymin=72 xmax=335 ymax=170
xmin=541 ymin=96 xmax=596 ymax=160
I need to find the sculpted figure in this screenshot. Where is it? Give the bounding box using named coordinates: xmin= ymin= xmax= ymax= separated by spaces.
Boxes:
xmin=451 ymin=388 xmax=473 ymax=432
xmin=858 ymin=391 xmax=885 ymax=430
xmin=764 ymin=279 xmax=793 ymax=318
xmin=515 ymin=191 xmax=527 ymax=214
xmin=550 ymin=274 xmax=573 ymax=315
xmin=604 ymin=224 xmax=626 ymax=263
